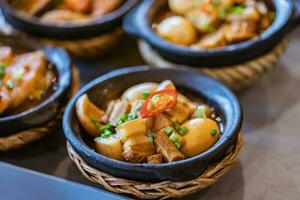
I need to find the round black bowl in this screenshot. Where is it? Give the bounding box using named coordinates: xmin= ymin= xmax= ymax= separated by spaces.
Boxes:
xmin=0 ymin=0 xmax=138 ymax=39
xmin=123 ymin=0 xmax=300 ymax=67
xmin=0 ymin=34 xmax=71 ymax=135
xmin=63 ymin=66 xmax=242 ymax=182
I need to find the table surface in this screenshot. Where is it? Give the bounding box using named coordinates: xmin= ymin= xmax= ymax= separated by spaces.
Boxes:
xmin=1 ymin=30 xmax=300 ymax=200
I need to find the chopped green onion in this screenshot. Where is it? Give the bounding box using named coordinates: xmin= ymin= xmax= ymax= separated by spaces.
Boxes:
xmin=136 ymin=101 xmax=143 ymax=111
xmin=128 ymin=113 xmax=138 ymax=120
xmin=164 ymin=126 xmax=173 ymax=135
xmin=230 ymin=6 xmax=244 ymax=14
xmin=119 ymin=114 xmax=128 ymax=121
xmin=116 ymin=119 xmax=124 ymax=126
xmin=6 ymin=80 xmax=14 ymax=90
xmin=211 ymin=128 xmax=218 ymax=136
xmin=141 ymin=91 xmax=151 ymax=99
xmin=200 ymin=23 xmax=216 ymax=33
xmin=151 ymin=133 xmax=156 ymax=141
xmin=175 ymin=141 xmax=181 ymax=150
xmin=178 ymin=127 xmax=189 ymax=135
xmin=169 ymin=133 xmax=178 ymax=143
xmin=174 ymin=123 xmax=181 ymax=132
xmin=100 ymin=123 xmax=111 ymax=133
xmin=219 ymin=8 xmax=227 ymax=19
xmin=94 ymin=137 xmax=101 ymax=142
xmin=197 ymin=106 xmax=206 ymax=118
xmin=101 ymin=129 xmax=112 ymax=138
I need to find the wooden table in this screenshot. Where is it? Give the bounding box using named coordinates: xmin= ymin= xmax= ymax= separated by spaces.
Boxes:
xmin=1 ymin=30 xmax=300 ymax=200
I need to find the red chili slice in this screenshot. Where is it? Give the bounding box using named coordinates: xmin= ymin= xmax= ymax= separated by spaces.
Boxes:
xmin=140 ymin=89 xmax=177 ymax=118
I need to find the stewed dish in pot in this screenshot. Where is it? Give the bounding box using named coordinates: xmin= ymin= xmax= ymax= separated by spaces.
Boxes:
xmin=10 ymin=0 xmax=124 ymax=24
xmin=0 ymin=46 xmax=57 ymax=116
xmin=154 ymin=0 xmax=275 ymax=49
xmin=75 ymin=80 xmax=223 ymax=164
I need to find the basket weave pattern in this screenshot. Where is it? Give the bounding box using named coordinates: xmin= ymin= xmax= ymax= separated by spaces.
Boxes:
xmin=139 ymin=39 xmax=289 ymax=91
xmin=0 ymin=67 xmax=80 ymax=152
xmin=67 ymin=132 xmax=243 ymax=199
xmin=39 ymin=28 xmax=123 ymax=58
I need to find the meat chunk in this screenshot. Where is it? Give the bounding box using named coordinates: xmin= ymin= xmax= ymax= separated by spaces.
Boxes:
xmin=151 ymin=113 xmax=172 ymax=133
xmin=109 ymin=99 xmax=130 ymax=126
xmin=122 ymin=135 xmax=155 ymax=163
xmin=155 ymin=130 xmax=185 ymax=162
xmin=95 ymin=135 xmax=123 ymax=160
xmin=167 ymin=98 xmax=193 ymax=123
xmin=186 ymin=9 xmax=218 ymax=33
xmin=194 ymin=29 xmax=226 ymax=49
xmin=223 ymin=21 xmax=257 ymax=43
xmin=147 ymin=154 xmax=163 ymax=164
xmin=116 ymin=119 xmax=147 ymax=142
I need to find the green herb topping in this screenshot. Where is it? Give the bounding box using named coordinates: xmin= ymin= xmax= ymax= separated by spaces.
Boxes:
xmin=164 ymin=126 xmax=173 ymax=135
xmin=230 ymin=6 xmax=244 ymax=14
xmin=141 ymin=91 xmax=151 ymax=99
xmin=128 ymin=113 xmax=138 ymax=120
xmin=175 ymin=141 xmax=181 ymax=150
xmin=211 ymin=128 xmax=218 ymax=136
xmin=178 ymin=127 xmax=189 ymax=135
xmin=169 ymin=133 xmax=178 ymax=143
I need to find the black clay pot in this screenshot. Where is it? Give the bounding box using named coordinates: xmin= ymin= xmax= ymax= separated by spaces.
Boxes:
xmin=123 ymin=0 xmax=300 ymax=67
xmin=63 ymin=66 xmax=242 ymax=182
xmin=0 ymin=34 xmax=71 ymax=135
xmin=0 ymin=0 xmax=138 ymax=40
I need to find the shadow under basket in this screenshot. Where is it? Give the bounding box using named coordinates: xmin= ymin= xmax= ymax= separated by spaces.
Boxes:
xmin=138 ymin=39 xmax=289 ymax=91
xmin=0 ymin=67 xmax=80 ymax=152
xmin=67 ymin=132 xmax=243 ymax=200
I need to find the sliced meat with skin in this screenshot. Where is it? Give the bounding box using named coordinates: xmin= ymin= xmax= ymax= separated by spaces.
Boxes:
xmin=122 ymin=134 xmax=155 ymax=163
xmin=194 ymin=29 xmax=226 ymax=49
xmin=167 ymin=98 xmax=194 ymax=123
xmin=101 ymin=100 xmax=116 ymax=123
xmin=223 ymin=21 xmax=257 ymax=43
xmin=109 ymin=99 xmax=130 ymax=126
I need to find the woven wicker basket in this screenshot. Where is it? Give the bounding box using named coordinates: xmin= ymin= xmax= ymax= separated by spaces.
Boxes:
xmin=0 ymin=12 xmax=123 ymax=58
xmin=0 ymin=67 xmax=80 ymax=152
xmin=138 ymin=39 xmax=289 ymax=91
xmin=38 ymin=28 xmax=123 ymax=58
xmin=67 ymin=132 xmax=243 ymax=199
